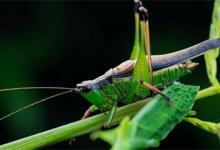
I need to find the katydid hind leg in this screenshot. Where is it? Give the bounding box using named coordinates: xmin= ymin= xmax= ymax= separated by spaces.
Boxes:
xmin=140 ymin=6 xmax=153 ymax=81
xmin=140 ymin=80 xmax=173 ymax=107
xmin=129 ymin=0 xmax=141 ymax=60
xmin=129 ymin=0 xmax=152 ymax=99
xmin=132 ymin=12 xmax=151 ymax=98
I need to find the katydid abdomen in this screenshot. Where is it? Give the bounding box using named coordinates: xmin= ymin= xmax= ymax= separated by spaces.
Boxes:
xmin=151 ymin=38 xmax=220 ymax=69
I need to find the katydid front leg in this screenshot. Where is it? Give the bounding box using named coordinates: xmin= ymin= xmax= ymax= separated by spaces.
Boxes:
xmin=81 ymin=105 xmax=98 ymax=119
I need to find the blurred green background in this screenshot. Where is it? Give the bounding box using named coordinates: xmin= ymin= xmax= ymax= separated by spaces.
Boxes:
xmin=0 ymin=0 xmax=219 ymax=149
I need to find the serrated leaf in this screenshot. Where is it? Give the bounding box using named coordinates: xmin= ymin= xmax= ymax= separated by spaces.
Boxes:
xmin=93 ymin=117 xmax=159 ymax=150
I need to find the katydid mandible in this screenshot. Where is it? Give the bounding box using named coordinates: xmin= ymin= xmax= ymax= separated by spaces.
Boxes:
xmin=0 ymin=0 xmax=220 ymax=126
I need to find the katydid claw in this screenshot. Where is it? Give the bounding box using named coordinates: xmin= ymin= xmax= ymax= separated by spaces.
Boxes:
xmin=102 ymin=123 xmax=110 ymax=129
xmin=162 ymin=94 xmax=173 ymax=107
xmin=139 ymin=80 xmax=144 ymax=84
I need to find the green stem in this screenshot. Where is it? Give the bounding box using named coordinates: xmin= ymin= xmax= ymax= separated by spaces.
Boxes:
xmin=196 ymin=86 xmax=220 ymax=100
xmin=184 ymin=117 xmax=220 ymax=139
xmin=0 ymin=98 xmax=150 ymax=150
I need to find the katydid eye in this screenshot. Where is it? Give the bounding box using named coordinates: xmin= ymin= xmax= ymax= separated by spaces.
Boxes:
xmin=82 ymin=87 xmax=91 ymax=93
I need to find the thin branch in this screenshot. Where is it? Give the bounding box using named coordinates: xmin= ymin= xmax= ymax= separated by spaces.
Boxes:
xmin=0 ymin=98 xmax=150 ymax=150
xmin=196 ymin=86 xmax=220 ymax=100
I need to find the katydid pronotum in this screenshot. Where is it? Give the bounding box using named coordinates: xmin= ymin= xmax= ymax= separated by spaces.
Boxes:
xmin=0 ymin=0 xmax=220 ymax=127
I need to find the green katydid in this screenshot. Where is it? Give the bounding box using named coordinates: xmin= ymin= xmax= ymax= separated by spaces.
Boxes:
xmin=0 ymin=0 xmax=220 ymax=128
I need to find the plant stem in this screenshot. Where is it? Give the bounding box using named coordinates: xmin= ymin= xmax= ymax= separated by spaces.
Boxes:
xmin=0 ymin=99 xmax=150 ymax=150
xmin=196 ymin=86 xmax=220 ymax=100
xmin=184 ymin=117 xmax=220 ymax=139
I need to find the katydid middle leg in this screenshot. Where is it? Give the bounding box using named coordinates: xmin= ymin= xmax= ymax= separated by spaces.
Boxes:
xmin=104 ymin=102 xmax=117 ymax=128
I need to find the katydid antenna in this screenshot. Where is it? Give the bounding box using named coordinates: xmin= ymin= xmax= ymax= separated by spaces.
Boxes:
xmin=0 ymin=86 xmax=80 ymax=121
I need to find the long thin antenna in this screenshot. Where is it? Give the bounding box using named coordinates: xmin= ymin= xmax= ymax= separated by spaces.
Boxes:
xmin=0 ymin=90 xmax=73 ymax=121
xmin=0 ymin=87 xmax=73 ymax=92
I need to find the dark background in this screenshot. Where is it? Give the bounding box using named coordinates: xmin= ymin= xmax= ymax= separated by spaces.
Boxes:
xmin=0 ymin=0 xmax=219 ymax=149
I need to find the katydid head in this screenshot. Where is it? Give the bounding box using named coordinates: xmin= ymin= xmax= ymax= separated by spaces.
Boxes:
xmin=76 ymin=81 xmax=109 ymax=109
xmin=76 ymin=80 xmax=93 ymax=93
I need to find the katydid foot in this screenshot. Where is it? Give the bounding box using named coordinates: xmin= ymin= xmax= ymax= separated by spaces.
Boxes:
xmin=139 ymin=80 xmax=173 ymax=107
xmin=102 ymin=123 xmax=110 ymax=129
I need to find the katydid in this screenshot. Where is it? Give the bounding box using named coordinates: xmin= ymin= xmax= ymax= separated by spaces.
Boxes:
xmin=0 ymin=0 xmax=220 ymax=127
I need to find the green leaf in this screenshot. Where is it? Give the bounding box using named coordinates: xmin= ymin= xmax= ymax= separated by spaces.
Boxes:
xmin=184 ymin=117 xmax=220 ymax=139
xmin=205 ymin=0 xmax=220 ymax=86
xmin=196 ymin=85 xmax=220 ymax=100
xmin=94 ymin=84 xmax=200 ymax=150
xmin=93 ymin=117 xmax=159 ymax=150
